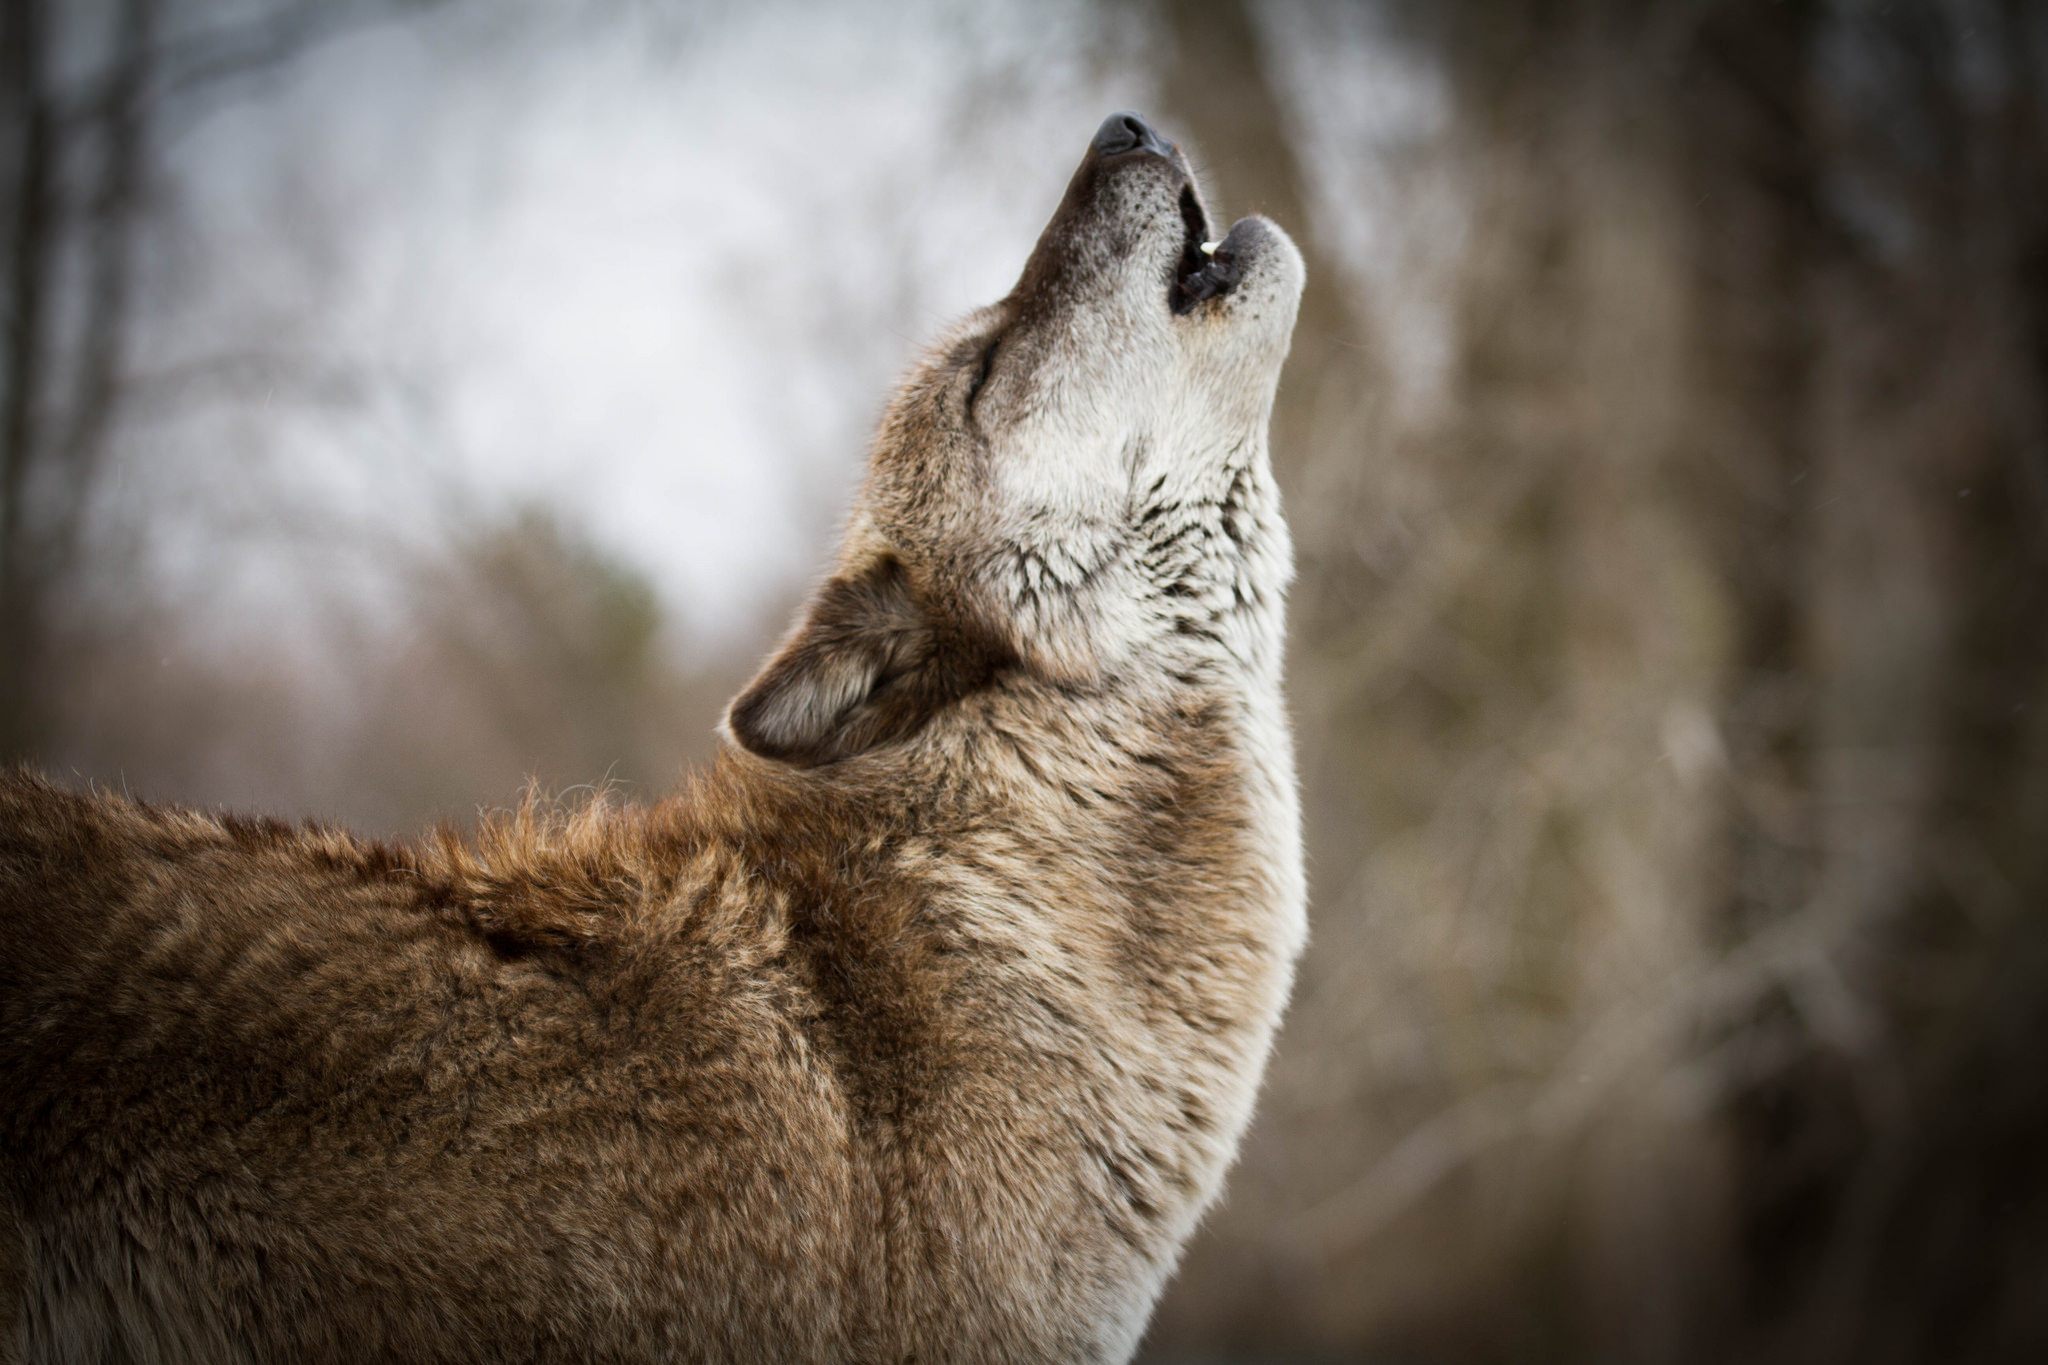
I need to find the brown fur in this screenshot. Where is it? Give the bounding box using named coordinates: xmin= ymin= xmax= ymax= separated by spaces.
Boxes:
xmin=0 ymin=113 xmax=1304 ymax=1364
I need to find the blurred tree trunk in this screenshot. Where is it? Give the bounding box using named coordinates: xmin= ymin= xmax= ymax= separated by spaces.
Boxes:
xmin=1690 ymin=3 xmax=2048 ymax=1359
xmin=0 ymin=0 xmax=60 ymax=755
xmin=1670 ymin=4 xmax=1834 ymax=1357
xmin=1 ymin=0 xmax=156 ymax=760
xmin=1682 ymin=0 xmax=1824 ymax=939
xmin=1417 ymin=6 xmax=1740 ymax=1359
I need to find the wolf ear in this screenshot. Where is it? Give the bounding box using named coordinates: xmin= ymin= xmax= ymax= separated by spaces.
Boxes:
xmin=725 ymin=555 xmax=996 ymax=766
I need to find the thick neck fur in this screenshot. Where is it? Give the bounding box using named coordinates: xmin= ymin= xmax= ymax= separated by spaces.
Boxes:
xmin=701 ymin=662 xmax=1302 ymax=1358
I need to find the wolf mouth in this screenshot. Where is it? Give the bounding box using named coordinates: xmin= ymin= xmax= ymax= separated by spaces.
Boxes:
xmin=1170 ymin=183 xmax=1241 ymax=315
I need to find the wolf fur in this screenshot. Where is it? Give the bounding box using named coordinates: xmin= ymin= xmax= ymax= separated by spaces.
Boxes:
xmin=0 ymin=112 xmax=1306 ymax=1363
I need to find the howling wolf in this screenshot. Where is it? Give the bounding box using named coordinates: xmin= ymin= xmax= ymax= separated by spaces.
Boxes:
xmin=0 ymin=110 xmax=1306 ymax=1364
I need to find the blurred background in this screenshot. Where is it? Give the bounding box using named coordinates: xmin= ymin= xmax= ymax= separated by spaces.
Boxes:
xmin=5 ymin=0 xmax=2046 ymax=1360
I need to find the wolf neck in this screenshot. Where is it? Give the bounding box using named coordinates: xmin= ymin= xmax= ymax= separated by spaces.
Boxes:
xmin=936 ymin=622 xmax=1307 ymax=1237
xmin=940 ymin=509 xmax=1308 ymax=988
xmin=969 ymin=423 xmax=1302 ymax=950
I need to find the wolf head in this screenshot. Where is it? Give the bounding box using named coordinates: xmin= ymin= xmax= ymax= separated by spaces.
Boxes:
xmin=729 ymin=112 xmax=1304 ymax=766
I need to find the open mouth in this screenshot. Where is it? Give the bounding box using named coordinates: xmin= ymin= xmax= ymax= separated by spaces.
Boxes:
xmin=1170 ymin=184 xmax=1241 ymax=315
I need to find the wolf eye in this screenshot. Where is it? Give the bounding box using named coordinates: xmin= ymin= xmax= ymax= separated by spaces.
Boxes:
xmin=965 ymin=338 xmax=999 ymax=413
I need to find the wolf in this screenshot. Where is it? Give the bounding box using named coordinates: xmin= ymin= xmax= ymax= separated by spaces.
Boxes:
xmin=0 ymin=111 xmax=1306 ymax=1363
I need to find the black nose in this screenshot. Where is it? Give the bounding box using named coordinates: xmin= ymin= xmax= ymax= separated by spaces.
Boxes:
xmin=1091 ymin=111 xmax=1173 ymax=159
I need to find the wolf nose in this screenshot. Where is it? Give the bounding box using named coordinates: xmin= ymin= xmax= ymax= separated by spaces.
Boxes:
xmin=1091 ymin=111 xmax=1172 ymax=159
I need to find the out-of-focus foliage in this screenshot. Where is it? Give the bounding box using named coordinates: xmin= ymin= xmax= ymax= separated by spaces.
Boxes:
xmin=4 ymin=0 xmax=2044 ymax=1360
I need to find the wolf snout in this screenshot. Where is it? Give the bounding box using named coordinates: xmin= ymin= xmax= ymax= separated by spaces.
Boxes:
xmin=1090 ymin=110 xmax=1174 ymax=160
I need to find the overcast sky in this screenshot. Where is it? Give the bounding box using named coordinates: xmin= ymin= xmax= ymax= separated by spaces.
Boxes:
xmin=120 ymin=0 xmax=1446 ymax=663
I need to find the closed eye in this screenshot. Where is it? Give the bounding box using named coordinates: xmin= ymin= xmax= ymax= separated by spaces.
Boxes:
xmin=965 ymin=338 xmax=999 ymax=414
